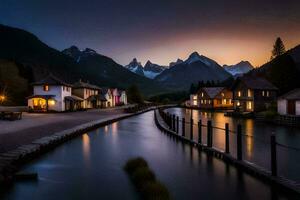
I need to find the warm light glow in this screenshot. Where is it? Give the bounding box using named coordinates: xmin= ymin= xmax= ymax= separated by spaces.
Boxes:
xmin=238 ymin=91 xmax=242 ymax=97
xmin=247 ymin=101 xmax=253 ymax=110
xmin=48 ymin=99 xmax=55 ymax=105
xmin=43 ymin=85 xmax=49 ymax=91
xmin=247 ymin=89 xmax=252 ymax=97
xmin=0 ymin=95 xmax=5 ymax=102
xmin=82 ymin=133 xmax=91 ymax=164
xmin=237 ymin=101 xmax=240 ymax=106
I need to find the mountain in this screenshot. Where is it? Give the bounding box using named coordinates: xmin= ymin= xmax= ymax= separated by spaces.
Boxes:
xmin=124 ymin=59 xmax=167 ymax=79
xmin=155 ymin=52 xmax=232 ymax=90
xmin=248 ymin=45 xmax=300 ymax=94
xmin=223 ymin=61 xmax=254 ymax=76
xmin=144 ymin=61 xmax=166 ymax=79
xmin=124 ymin=58 xmax=145 ymax=76
xmin=0 ymin=24 xmax=168 ymax=105
xmin=169 ymin=59 xmax=183 ymax=67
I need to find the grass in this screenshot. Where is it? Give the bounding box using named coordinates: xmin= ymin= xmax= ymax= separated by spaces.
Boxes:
xmin=124 ymin=157 xmax=170 ymax=200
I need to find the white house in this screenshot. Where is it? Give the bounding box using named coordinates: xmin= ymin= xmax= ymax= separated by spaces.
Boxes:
xmin=100 ymin=88 xmax=113 ymax=107
xmin=277 ymin=88 xmax=300 ymax=116
xmin=27 ymin=74 xmax=83 ymax=112
xmin=119 ymin=90 xmax=128 ymax=105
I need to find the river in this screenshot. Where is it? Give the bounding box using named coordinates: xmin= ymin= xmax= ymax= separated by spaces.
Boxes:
xmin=1 ymin=111 xmax=298 ymax=199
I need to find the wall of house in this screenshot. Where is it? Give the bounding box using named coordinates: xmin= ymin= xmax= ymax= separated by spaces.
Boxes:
xmin=277 ymin=99 xmax=287 ymax=115
xmin=296 ymin=101 xmax=300 ymax=115
xmin=72 ymin=88 xmax=99 ymax=108
xmin=120 ymin=92 xmax=127 ymax=105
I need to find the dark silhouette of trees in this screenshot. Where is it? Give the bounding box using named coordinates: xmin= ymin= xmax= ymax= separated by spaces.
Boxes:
xmin=271 ymin=37 xmax=286 ymax=60
xmin=127 ymin=85 xmax=143 ymax=104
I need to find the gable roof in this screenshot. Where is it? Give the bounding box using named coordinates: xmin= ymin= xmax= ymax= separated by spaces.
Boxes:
xmin=279 ymin=88 xmax=300 ymax=100
xmin=73 ymin=80 xmax=100 ymax=90
xmin=198 ymin=87 xmax=225 ymax=98
xmin=32 ymin=74 xmax=71 ymax=86
xmin=232 ymin=76 xmax=278 ymax=90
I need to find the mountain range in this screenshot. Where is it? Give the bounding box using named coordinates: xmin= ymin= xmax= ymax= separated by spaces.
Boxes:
xmin=223 ymin=61 xmax=254 ymax=76
xmin=124 ymin=58 xmax=167 ymax=79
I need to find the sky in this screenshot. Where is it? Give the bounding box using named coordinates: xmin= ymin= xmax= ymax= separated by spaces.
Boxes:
xmin=1 ymin=0 xmax=300 ymax=67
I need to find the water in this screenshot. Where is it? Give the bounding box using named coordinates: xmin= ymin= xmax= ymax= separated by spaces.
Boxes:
xmin=165 ymin=107 xmax=300 ymax=183
xmin=1 ymin=111 xmax=298 ymax=199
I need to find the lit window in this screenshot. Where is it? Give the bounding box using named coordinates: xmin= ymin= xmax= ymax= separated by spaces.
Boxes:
xmin=201 ymin=92 xmax=204 ymax=97
xmin=223 ymin=99 xmax=226 ymax=104
xmin=221 ymin=92 xmax=224 ymax=97
xmin=204 ymin=100 xmax=207 ymax=104
xmin=208 ymin=100 xmax=211 ymax=104
xmin=237 ymin=101 xmax=240 ymax=106
xmin=262 ymin=91 xmax=265 ymax=96
xmin=43 ymin=85 xmax=49 ymax=91
xmin=238 ymin=91 xmax=241 ymax=97
xmin=48 ymin=99 xmax=55 ymax=106
xmin=266 ymin=91 xmax=269 ymax=97
xmin=247 ymin=101 xmax=252 ymax=110
xmin=201 ymin=100 xmax=203 ymax=104
xmin=247 ymin=89 xmax=251 ymax=97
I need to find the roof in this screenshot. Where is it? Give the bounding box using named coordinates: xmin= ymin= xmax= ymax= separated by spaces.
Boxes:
xmin=72 ymin=80 xmax=101 ymax=90
xmin=232 ymin=76 xmax=278 ymax=90
xmin=198 ymin=87 xmax=225 ymax=98
xmin=32 ymin=74 xmax=71 ymax=87
xmin=65 ymin=95 xmax=84 ymax=102
xmin=27 ymin=94 xmax=55 ymax=99
xmin=279 ymin=88 xmax=300 ymax=100
xmin=87 ymin=94 xmax=107 ymax=101
xmin=100 ymin=88 xmax=111 ymax=95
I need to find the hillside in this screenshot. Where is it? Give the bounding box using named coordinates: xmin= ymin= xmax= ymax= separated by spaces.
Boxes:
xmin=0 ymin=24 xmax=168 ymax=105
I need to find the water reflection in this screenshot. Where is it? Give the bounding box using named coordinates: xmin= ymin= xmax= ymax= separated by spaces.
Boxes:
xmin=166 ymin=107 xmax=300 ymax=182
xmin=82 ymin=133 xmax=90 ymax=166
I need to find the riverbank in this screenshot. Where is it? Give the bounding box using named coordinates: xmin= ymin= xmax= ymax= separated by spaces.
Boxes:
xmin=0 ymin=105 xmax=175 ymax=185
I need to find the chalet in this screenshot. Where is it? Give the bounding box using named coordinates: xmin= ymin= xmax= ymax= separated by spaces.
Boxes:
xmin=100 ymin=88 xmax=113 ymax=107
xmin=111 ymin=88 xmax=120 ymax=106
xmin=277 ymin=88 xmax=300 ymax=116
xmin=231 ymin=76 xmax=278 ymax=112
xmin=72 ymin=80 xmax=101 ymax=109
xmin=190 ymin=87 xmax=233 ymax=109
xmin=27 ymin=74 xmax=83 ymax=112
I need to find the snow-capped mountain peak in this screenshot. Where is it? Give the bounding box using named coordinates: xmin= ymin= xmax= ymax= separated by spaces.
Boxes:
xmin=185 ymin=51 xmax=214 ymax=66
xmin=124 ymin=58 xmax=144 ymax=76
xmin=223 ymin=61 xmax=254 ymax=76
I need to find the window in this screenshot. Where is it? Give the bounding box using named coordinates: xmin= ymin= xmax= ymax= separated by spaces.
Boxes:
xmin=208 ymin=100 xmax=211 ymax=104
xmin=262 ymin=90 xmax=265 ymax=96
xmin=238 ymin=91 xmax=241 ymax=97
xmin=223 ymin=99 xmax=226 ymax=104
xmin=247 ymin=101 xmax=252 ymax=110
xmin=247 ymin=89 xmax=251 ymax=97
xmin=201 ymin=92 xmax=204 ymax=97
xmin=237 ymin=101 xmax=240 ymax=106
xmin=43 ymin=85 xmax=49 ymax=91
xmin=266 ymin=91 xmax=270 ymax=97
xmin=221 ymin=92 xmax=224 ymax=97
xmin=201 ymin=100 xmax=203 ymax=104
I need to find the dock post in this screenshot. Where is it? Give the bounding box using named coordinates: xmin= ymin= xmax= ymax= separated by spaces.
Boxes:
xmin=190 ymin=118 xmax=193 ymax=141
xmin=271 ymin=133 xmax=277 ymax=176
xmin=225 ymin=123 xmax=230 ymax=154
xmin=172 ymin=114 xmax=176 ymax=132
xmin=182 ymin=118 xmax=185 ymax=137
xmin=176 ymin=116 xmax=179 ymax=134
xmin=198 ymin=120 xmax=202 ymax=144
xmin=237 ymin=124 xmax=242 ymax=160
xmin=207 ymin=121 xmax=212 ymax=147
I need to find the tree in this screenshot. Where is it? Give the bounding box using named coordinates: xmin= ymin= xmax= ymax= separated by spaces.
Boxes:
xmin=126 ymin=85 xmax=143 ymax=104
xmin=189 ymin=83 xmax=197 ymax=94
xmin=271 ymin=37 xmax=286 ymax=60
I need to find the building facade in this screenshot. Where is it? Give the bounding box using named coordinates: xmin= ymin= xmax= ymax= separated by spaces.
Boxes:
xmin=27 ymin=74 xmax=83 ymax=112
xmin=231 ymin=76 xmax=278 ymax=112
xmin=277 ymin=88 xmax=300 ymax=116
xmin=190 ymin=87 xmax=233 ymax=109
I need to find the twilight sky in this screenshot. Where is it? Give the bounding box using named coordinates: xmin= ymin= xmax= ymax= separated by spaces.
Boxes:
xmin=1 ymin=0 xmax=300 ymax=67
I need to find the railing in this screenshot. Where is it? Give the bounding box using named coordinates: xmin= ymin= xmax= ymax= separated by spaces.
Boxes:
xmin=158 ymin=108 xmax=300 ymax=182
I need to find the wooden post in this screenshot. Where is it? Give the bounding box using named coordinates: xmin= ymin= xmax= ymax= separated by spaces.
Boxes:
xmin=190 ymin=118 xmax=193 ymax=141
xmin=237 ymin=124 xmax=242 ymax=160
xmin=207 ymin=121 xmax=212 ymax=147
xmin=271 ymin=133 xmax=277 ymax=176
xmin=225 ymin=123 xmax=229 ymax=154
xmin=198 ymin=120 xmax=202 ymax=144
xmin=176 ymin=116 xmax=179 ymax=134
xmin=172 ymin=115 xmax=176 ymax=132
xmin=182 ymin=118 xmax=185 ymax=137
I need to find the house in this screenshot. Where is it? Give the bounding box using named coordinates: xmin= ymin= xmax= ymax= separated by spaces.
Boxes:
xmin=72 ymin=80 xmax=101 ymax=108
xmin=27 ymin=74 xmax=83 ymax=112
xmin=277 ymin=88 xmax=300 ymax=116
xmin=100 ymin=88 xmax=113 ymax=107
xmin=231 ymin=76 xmax=278 ymax=112
xmin=190 ymin=87 xmax=233 ymax=109
xmin=111 ymin=88 xmax=120 ymax=106
xmin=119 ymin=90 xmax=128 ymax=105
